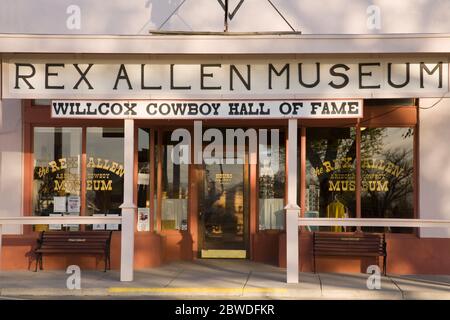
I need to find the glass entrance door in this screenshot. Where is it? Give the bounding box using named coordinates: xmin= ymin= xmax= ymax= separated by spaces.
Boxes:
xmin=199 ymin=163 xmax=249 ymax=258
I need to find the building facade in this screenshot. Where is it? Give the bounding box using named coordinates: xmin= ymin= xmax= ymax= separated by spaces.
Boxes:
xmin=0 ymin=0 xmax=449 ymax=275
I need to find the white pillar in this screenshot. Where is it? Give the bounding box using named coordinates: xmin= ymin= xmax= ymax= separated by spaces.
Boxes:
xmin=120 ymin=119 xmax=136 ymax=281
xmin=285 ymin=119 xmax=300 ymax=283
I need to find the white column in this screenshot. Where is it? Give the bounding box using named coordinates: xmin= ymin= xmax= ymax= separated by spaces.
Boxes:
xmin=285 ymin=119 xmax=300 ymax=283
xmin=120 ymin=119 xmax=136 ymax=281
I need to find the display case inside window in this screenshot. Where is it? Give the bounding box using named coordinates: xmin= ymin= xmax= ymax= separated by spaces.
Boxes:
xmin=32 ymin=127 xmax=82 ymax=231
xmin=361 ymin=127 xmax=414 ymax=233
xmin=258 ymin=131 xmax=285 ymax=230
xmin=85 ymin=128 xmax=124 ymax=230
xmin=306 ymin=127 xmax=356 ymax=232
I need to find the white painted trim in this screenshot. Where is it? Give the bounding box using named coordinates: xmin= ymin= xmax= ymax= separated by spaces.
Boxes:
xmin=297 ymin=218 xmax=450 ymax=228
xmin=0 ymin=216 xmax=121 ymax=225
xmin=120 ymin=119 xmax=136 ymax=282
xmin=1 ymin=33 xmax=450 ymax=54
xmin=286 ymin=119 xmax=299 ymax=284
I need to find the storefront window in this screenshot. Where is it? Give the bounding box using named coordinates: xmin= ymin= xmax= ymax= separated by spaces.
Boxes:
xmin=361 ymin=127 xmax=414 ymax=233
xmin=160 ymin=131 xmax=189 ymax=230
xmin=137 ymin=128 xmax=157 ymax=231
xmin=32 ymin=127 xmax=82 ymax=230
xmin=258 ymin=131 xmax=285 ymax=230
xmin=85 ymin=128 xmax=124 ymax=224
xmin=306 ymin=128 xmax=356 ymax=232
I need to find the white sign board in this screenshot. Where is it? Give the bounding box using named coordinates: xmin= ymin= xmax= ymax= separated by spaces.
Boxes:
xmin=53 ymin=196 xmax=66 ymax=213
xmin=93 ymin=214 xmax=106 ymax=230
xmin=67 ymin=196 xmax=80 ymax=213
xmin=106 ymin=214 xmax=120 ymax=231
xmin=2 ymin=57 xmax=448 ymax=99
xmin=137 ymin=208 xmax=150 ymax=232
xmin=51 ymin=100 xmax=363 ymax=119
xmin=49 ymin=213 xmax=62 ymax=230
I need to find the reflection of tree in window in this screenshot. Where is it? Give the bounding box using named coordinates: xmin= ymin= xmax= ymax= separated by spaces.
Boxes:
xmin=306 ymin=128 xmax=356 ymax=231
xmin=32 ymin=128 xmax=82 ymax=218
xmin=32 ymin=127 xmax=82 ymax=232
xmin=361 ymin=127 xmax=414 ymax=233
xmin=86 ymin=128 xmax=124 ymax=217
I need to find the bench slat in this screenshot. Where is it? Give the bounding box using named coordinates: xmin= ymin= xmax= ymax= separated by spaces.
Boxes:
xmin=314 ymin=252 xmax=384 ymax=257
xmin=38 ymin=250 xmax=105 ymax=252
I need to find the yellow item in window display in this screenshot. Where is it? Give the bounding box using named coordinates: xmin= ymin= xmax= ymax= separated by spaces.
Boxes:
xmin=162 ymin=219 xmax=176 ymax=230
xmin=326 ymin=199 xmax=347 ymax=232
xmin=34 ymin=224 xmax=49 ymax=232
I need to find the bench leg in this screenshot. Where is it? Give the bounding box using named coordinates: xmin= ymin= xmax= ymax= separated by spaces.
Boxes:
xmin=383 ymin=255 xmax=387 ymax=276
xmin=34 ymin=254 xmax=43 ymax=272
xmin=34 ymin=254 xmax=39 ymax=272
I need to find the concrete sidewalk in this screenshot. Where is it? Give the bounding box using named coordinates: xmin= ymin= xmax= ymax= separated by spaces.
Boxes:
xmin=0 ymin=260 xmax=449 ymax=299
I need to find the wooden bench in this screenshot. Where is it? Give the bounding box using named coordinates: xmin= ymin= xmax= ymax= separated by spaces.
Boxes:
xmin=312 ymin=232 xmax=387 ymax=275
xmin=34 ymin=231 xmax=112 ymax=272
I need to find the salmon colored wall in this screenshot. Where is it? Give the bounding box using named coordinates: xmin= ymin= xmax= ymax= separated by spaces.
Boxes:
xmin=252 ymin=231 xmax=280 ymax=266
xmin=278 ymin=232 xmax=450 ymax=274
xmin=2 ymin=231 xmax=449 ymax=274
xmin=1 ymin=232 xmax=163 ymax=271
xmin=161 ymin=231 xmax=194 ymax=263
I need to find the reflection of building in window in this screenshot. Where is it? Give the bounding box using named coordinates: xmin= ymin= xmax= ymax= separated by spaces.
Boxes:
xmin=161 ymin=131 xmax=188 ymax=230
xmin=234 ymin=187 xmax=244 ymax=235
xmin=258 ymin=131 xmax=285 ymax=230
xmin=137 ymin=128 xmax=158 ymax=231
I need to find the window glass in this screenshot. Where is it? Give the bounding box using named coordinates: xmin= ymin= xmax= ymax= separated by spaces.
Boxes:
xmin=137 ymin=128 xmax=157 ymax=231
xmin=306 ymin=128 xmax=356 ymax=232
xmin=160 ymin=131 xmax=189 ymax=230
xmin=361 ymin=127 xmax=414 ymax=233
xmin=32 ymin=127 xmax=82 ymax=231
xmin=258 ymin=131 xmax=285 ymax=230
xmin=137 ymin=128 xmax=150 ymax=209
xmin=85 ymin=128 xmax=124 ymax=224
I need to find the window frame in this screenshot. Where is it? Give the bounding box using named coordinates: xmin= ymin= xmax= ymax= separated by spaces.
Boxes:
xmin=23 ymin=100 xmax=124 ymax=234
xmin=24 ymin=99 xmax=418 ymax=237
xmin=300 ymin=99 xmax=418 ymax=235
xmin=359 ymin=126 xmax=416 ymax=233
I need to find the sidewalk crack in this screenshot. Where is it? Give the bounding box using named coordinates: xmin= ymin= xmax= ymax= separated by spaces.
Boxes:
xmin=165 ymin=268 xmax=184 ymax=288
xmin=241 ymin=270 xmax=252 ymax=297
xmin=389 ymin=276 xmax=405 ymax=300
xmin=318 ymin=273 xmax=323 ymax=297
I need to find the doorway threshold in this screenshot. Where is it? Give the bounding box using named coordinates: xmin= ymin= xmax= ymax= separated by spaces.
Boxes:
xmin=201 ymin=249 xmax=246 ymax=259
